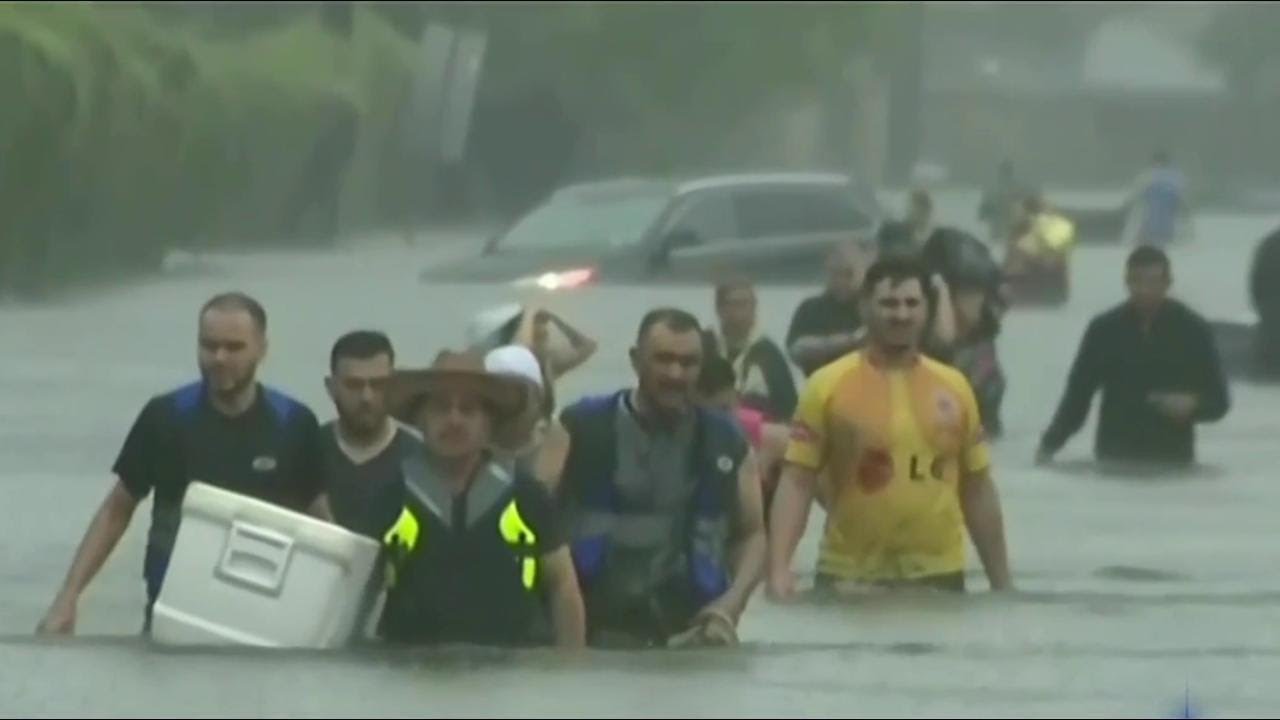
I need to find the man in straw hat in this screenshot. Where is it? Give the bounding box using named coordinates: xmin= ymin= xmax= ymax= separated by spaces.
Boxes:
xmin=375 ymin=349 xmax=585 ymax=648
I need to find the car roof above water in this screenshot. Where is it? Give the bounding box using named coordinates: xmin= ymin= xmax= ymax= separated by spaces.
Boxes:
xmin=549 ymin=172 xmax=858 ymax=204
xmin=674 ymin=172 xmax=854 ymax=195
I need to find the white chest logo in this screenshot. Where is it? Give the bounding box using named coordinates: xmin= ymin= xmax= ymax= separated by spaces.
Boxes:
xmin=252 ymin=456 xmax=278 ymax=473
xmin=717 ymin=456 xmax=734 ymax=474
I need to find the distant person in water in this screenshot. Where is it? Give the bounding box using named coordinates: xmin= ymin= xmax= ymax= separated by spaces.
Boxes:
xmin=786 ymin=241 xmax=869 ymax=377
xmin=1123 ymin=151 xmax=1189 ymax=248
xmin=1037 ymin=247 xmax=1229 ymax=467
xmin=1251 ymin=228 xmax=1280 ymax=375
xmin=702 ymin=278 xmax=798 ymax=422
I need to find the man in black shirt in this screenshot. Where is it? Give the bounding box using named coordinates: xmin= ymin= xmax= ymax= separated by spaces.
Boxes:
xmin=38 ymin=293 xmax=333 ymax=635
xmin=1037 ymin=247 xmax=1230 ymax=467
xmin=786 ymin=242 xmax=868 ymax=377
xmin=702 ymin=278 xmax=797 ymax=421
xmin=377 ymin=349 xmax=584 ymax=648
xmin=320 ymin=330 xmax=422 ymax=539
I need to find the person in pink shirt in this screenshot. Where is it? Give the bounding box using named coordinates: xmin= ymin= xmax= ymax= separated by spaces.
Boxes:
xmin=697 ymin=356 xmax=792 ymax=526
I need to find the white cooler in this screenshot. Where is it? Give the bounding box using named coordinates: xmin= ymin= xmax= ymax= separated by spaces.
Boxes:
xmin=151 ymin=481 xmax=382 ymax=649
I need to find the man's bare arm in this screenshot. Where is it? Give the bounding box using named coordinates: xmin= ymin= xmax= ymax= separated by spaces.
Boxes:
xmin=702 ymin=452 xmax=766 ymax=623
xmin=960 ymin=468 xmax=1012 ymax=591
xmin=38 ymin=480 xmax=140 ymax=635
xmin=539 ymin=546 xmax=586 ymax=649
xmin=766 ymin=462 xmax=819 ymax=600
xmin=307 ymin=493 xmax=335 ymax=524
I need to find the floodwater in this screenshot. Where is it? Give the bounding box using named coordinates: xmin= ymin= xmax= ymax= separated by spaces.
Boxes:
xmin=2 ymin=193 xmax=1279 ymax=718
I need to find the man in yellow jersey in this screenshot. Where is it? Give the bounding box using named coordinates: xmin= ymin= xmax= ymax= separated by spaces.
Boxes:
xmin=767 ymin=255 xmax=1013 ymax=598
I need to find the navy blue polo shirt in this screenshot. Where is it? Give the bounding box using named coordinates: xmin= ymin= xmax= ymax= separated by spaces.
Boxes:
xmin=113 ymin=381 xmax=325 ymax=600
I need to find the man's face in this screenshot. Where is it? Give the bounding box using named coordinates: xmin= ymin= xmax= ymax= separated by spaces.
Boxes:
xmin=418 ymin=385 xmax=492 ymax=461
xmin=197 ymin=308 xmax=265 ymax=397
xmin=326 ymin=353 xmax=392 ymax=439
xmin=717 ymin=287 xmax=757 ymax=337
xmin=631 ymin=323 xmax=703 ymax=417
xmin=827 ymin=249 xmax=864 ymax=301
xmin=863 ymin=276 xmax=929 ymax=353
xmin=1127 ymin=263 xmax=1171 ymax=314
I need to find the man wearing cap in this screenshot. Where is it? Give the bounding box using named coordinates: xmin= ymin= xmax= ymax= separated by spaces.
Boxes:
xmin=485 ymin=344 xmax=571 ymax=490
xmin=377 ymin=349 xmax=585 ymax=648
xmin=557 ymin=308 xmax=767 ymax=648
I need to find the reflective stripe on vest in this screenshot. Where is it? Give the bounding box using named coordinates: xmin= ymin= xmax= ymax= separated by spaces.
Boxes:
xmin=383 ymin=457 xmax=539 ymax=591
xmin=498 ymin=501 xmax=538 ymax=590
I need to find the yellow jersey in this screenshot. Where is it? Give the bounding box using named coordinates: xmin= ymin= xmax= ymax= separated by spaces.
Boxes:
xmin=785 ymin=351 xmax=991 ymax=582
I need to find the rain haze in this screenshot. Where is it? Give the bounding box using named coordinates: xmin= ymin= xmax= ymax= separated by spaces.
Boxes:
xmin=2 ymin=2 xmax=1279 ymax=717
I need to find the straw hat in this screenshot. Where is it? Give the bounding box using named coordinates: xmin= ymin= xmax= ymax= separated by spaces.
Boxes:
xmin=387 ymin=349 xmax=528 ymax=426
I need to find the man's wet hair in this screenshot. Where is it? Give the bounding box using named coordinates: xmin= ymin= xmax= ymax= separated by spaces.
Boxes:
xmin=636 ymin=307 xmax=702 ymax=345
xmin=697 ymin=355 xmax=736 ymax=397
xmin=1127 ymin=246 xmax=1171 ymax=276
xmin=200 ymin=292 xmax=267 ymax=333
xmin=860 ymin=254 xmax=934 ymax=302
xmin=330 ymin=330 xmax=395 ymax=373
xmin=714 ymin=277 xmax=755 ymax=307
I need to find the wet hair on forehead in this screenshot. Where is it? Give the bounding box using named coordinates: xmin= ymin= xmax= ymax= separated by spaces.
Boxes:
xmin=636 ymin=307 xmax=702 ymax=345
xmin=200 ymin=292 xmax=267 ymax=333
xmin=330 ymin=330 xmax=395 ymax=373
xmin=861 ymin=255 xmax=934 ymax=302
xmin=1127 ymin=245 xmax=1171 ymax=276
xmin=714 ymin=277 xmax=756 ymax=306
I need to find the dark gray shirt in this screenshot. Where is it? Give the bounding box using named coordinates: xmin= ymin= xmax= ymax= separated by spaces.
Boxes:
xmin=320 ymin=421 xmax=423 ymax=539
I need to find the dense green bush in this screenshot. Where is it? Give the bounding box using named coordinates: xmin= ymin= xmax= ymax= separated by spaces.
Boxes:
xmin=0 ymin=3 xmax=418 ymax=297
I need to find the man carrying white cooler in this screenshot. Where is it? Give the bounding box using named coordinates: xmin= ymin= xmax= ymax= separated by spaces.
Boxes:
xmin=378 ymin=349 xmax=585 ymax=648
xmin=37 ymin=293 xmax=334 ymax=636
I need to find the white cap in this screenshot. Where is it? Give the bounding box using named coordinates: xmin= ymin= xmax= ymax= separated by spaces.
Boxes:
xmin=484 ymin=344 xmax=544 ymax=389
xmin=466 ymin=303 xmax=525 ymax=351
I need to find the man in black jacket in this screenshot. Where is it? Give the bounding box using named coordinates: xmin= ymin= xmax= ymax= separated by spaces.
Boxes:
xmin=1037 ymin=247 xmax=1229 ymax=467
xmin=703 ymin=278 xmax=797 ymax=421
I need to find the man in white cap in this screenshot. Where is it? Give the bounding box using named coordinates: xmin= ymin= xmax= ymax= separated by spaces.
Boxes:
xmin=485 ymin=345 xmax=572 ymax=490
xmin=466 ymin=303 xmax=599 ymax=416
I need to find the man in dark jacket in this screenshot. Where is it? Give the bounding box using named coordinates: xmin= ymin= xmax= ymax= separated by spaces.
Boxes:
xmin=1037 ymin=247 xmax=1229 ymax=467
xmin=702 ymin=278 xmax=797 ymax=421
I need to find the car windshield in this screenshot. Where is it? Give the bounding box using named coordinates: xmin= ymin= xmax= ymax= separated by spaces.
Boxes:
xmin=496 ymin=184 xmax=672 ymax=251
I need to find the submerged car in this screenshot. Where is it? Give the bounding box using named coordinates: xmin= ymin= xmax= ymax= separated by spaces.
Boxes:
xmin=420 ymin=172 xmax=884 ymax=287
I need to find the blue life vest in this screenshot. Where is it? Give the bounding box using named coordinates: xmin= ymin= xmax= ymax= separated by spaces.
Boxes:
xmin=559 ymin=391 xmax=745 ymax=635
xmin=143 ymin=381 xmax=302 ymax=607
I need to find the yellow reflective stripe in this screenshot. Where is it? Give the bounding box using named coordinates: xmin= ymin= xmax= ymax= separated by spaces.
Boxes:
xmin=498 ymin=500 xmax=538 ymax=590
xmin=383 ymin=507 xmax=422 ymax=590
xmin=384 ymin=507 xmax=421 ymax=551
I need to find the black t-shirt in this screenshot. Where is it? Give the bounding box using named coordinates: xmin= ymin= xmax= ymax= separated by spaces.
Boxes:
xmin=319 ymin=422 xmax=422 ymax=540
xmin=785 ymin=291 xmax=863 ymax=376
xmin=114 ymin=382 xmax=325 ymax=563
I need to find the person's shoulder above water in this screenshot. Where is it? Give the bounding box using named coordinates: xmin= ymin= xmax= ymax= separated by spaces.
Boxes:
xmin=809 ymin=349 xmax=866 ymax=384
xmin=258 ymin=384 xmax=320 ymax=427
xmin=557 ymin=390 xmax=624 ymax=430
xmin=918 ymin=354 xmax=975 ymax=392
